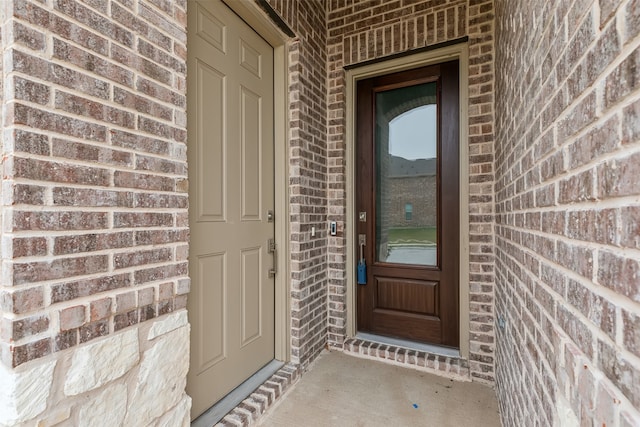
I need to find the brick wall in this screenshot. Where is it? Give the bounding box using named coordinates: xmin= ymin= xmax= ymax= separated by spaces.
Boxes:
xmin=494 ymin=0 xmax=640 ymax=425
xmin=326 ymin=0 xmax=497 ymax=383
xmin=265 ymin=0 xmax=329 ymax=367
xmin=0 ymin=0 xmax=190 ymax=424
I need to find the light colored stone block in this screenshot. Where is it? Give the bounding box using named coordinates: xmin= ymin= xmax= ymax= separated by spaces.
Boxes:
xmin=65 ymin=329 xmax=139 ymax=396
xmin=35 ymin=406 xmax=71 ymax=427
xmin=0 ymin=360 xmax=56 ymax=426
xmin=77 ymin=383 xmax=127 ymax=427
xmin=156 ymin=395 xmax=192 ymax=427
xmin=123 ymin=325 xmax=190 ymax=426
xmin=148 ymin=310 xmax=188 ymax=340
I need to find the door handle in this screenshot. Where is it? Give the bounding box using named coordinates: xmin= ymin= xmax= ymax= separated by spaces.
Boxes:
xmin=268 ymin=238 xmax=277 ymax=277
xmin=357 ymin=234 xmax=367 ymax=285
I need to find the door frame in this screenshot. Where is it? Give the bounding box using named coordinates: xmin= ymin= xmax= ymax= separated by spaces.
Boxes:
xmin=211 ymin=0 xmax=292 ymax=362
xmin=345 ymin=43 xmax=470 ymax=358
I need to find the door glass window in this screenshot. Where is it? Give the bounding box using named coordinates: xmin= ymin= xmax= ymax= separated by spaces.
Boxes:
xmin=375 ymin=82 xmax=438 ymax=266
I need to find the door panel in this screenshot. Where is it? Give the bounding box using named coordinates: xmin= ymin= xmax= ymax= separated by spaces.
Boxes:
xmin=188 ymin=0 xmax=275 ymax=419
xmin=356 ymin=62 xmax=459 ymax=348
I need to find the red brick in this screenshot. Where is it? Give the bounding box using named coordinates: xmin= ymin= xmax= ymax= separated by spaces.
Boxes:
xmin=54 ymin=232 xmax=133 ymax=256
xmin=623 ymin=99 xmax=640 ymax=145
xmin=566 ymin=279 xmax=616 ymax=340
xmin=138 ymin=116 xmax=185 ymax=141
xmin=114 ymin=310 xmax=139 ymax=331
xmin=598 ymin=340 xmax=640 ymax=407
xmin=113 ymin=212 xmax=173 ymax=228
xmin=134 ymin=229 xmax=188 ymax=246
xmin=557 ymin=306 xmax=594 ymax=359
xmin=0 ymin=287 xmax=44 ymax=315
xmin=12 ymin=237 xmax=47 ymax=258
xmin=137 ymin=38 xmax=184 ymax=73
xmin=111 ymin=129 xmax=170 ymax=155
xmin=79 ymin=320 xmax=108 ymax=343
xmin=52 ymin=138 xmax=133 ymax=167
xmin=89 ymin=298 xmax=112 ymax=322
xmin=556 ymin=242 xmax=593 ymax=280
xmin=114 ymin=248 xmax=173 ymax=269
xmin=559 ymin=170 xmax=595 ymax=204
xmin=50 ymin=273 xmax=131 ymax=303
xmin=558 ymin=92 xmax=597 ymax=141
xmin=138 ymin=287 xmax=155 ymax=306
xmin=598 ymin=152 xmax=640 ymax=198
xmin=622 ymin=309 xmax=640 ymax=358
xmin=13 ymin=76 xmax=49 ymax=104
xmin=54 ymin=90 xmax=135 ymax=129
xmin=13 ymin=255 xmax=108 ymax=285
xmin=113 ymin=87 xmax=172 ymax=121
xmin=604 ymin=46 xmax=639 ymax=108
xmin=159 ymin=282 xmax=173 ymax=300
xmin=625 ymin=0 xmax=640 ymax=44
xmin=134 ymin=262 xmax=187 ymax=285
xmin=135 ymin=76 xmax=185 ymax=107
xmin=14 ymin=156 xmax=110 ymax=186
xmin=53 ymin=0 xmax=133 ymax=47
xmin=49 ymin=13 xmax=109 ymax=55
xmin=9 ymin=181 xmax=46 ymax=207
xmin=12 ymin=103 xmax=107 ymax=142
xmin=53 ymin=187 xmax=133 ymax=208
xmin=59 ymin=305 xmax=86 ymax=331
xmin=13 ymin=129 xmax=50 ymax=155
xmin=11 ymin=50 xmax=110 ymax=99
xmin=13 ymin=211 xmax=108 ymax=232
xmin=115 ymin=291 xmax=136 ymax=314
xmin=111 ymin=2 xmax=171 ymax=51
xmin=11 ymin=338 xmax=51 ymax=367
xmin=54 ymin=329 xmax=77 ymax=352
xmin=111 ymin=44 xmax=172 ymax=85
xmin=135 ymin=154 xmax=186 ymax=175
xmin=567 ymin=115 xmax=620 ymax=169
xmin=597 ymin=251 xmax=640 ymax=302
xmin=12 ymin=20 xmax=46 ymax=51
xmin=134 ymin=193 xmax=188 ymax=209
xmin=114 ymin=170 xmax=175 ymax=191
xmin=7 ymin=314 xmax=50 ymax=340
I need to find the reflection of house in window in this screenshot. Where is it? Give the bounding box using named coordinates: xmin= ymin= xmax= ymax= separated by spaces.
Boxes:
xmin=405 ymin=203 xmax=413 ymax=221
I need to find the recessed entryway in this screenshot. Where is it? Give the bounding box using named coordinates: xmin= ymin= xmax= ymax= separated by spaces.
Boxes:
xmin=256 ymin=351 xmax=500 ymax=426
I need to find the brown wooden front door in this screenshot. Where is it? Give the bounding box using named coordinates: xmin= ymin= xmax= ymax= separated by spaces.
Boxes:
xmin=356 ymin=61 xmax=460 ymax=348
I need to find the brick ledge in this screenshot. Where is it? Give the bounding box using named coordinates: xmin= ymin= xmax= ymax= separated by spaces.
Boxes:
xmin=338 ymin=338 xmax=471 ymax=382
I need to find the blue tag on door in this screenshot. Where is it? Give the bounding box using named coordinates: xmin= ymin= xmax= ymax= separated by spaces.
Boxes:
xmin=357 ymin=260 xmax=367 ymax=285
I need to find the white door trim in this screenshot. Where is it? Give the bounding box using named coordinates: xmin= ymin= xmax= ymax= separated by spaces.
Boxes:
xmin=219 ymin=0 xmax=292 ymax=362
xmin=345 ymin=44 xmax=470 ymax=358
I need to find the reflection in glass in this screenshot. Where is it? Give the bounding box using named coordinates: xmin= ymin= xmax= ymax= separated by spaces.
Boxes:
xmin=375 ymin=82 xmax=438 ymax=266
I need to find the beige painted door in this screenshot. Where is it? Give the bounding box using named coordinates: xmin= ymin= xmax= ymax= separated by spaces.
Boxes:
xmin=187 ymin=0 xmax=275 ymax=419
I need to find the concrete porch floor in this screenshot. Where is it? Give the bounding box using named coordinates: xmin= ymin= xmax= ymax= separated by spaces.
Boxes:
xmin=256 ymin=351 xmax=501 ymax=426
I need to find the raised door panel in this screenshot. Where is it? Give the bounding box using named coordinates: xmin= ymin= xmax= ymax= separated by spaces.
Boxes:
xmin=196 ymin=61 xmax=226 ymax=222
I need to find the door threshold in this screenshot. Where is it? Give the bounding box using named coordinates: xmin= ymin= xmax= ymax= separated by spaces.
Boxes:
xmin=191 ymin=360 xmax=285 ymax=427
xmin=355 ymin=332 xmax=460 ymax=358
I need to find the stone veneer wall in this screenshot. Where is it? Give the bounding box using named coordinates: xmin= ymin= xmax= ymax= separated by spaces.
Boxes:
xmin=326 ymin=0 xmax=497 ymax=383
xmin=0 ymin=0 xmax=190 ymax=425
xmin=264 ymin=0 xmax=329 ymax=368
xmin=494 ymin=0 xmax=640 ymax=425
